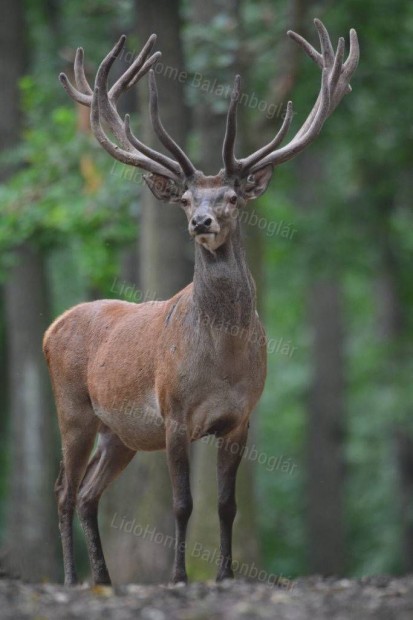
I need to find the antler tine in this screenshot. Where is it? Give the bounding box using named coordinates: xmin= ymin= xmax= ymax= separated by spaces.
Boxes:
xmin=94 ymin=34 xmax=126 ymax=93
xmin=287 ymin=30 xmax=323 ymax=67
xmin=90 ymin=87 xmax=181 ymax=180
xmin=124 ymin=114 xmax=181 ymax=176
xmin=330 ymin=37 xmax=345 ymax=91
xmin=93 ymin=36 xmax=130 ymax=148
xmin=148 ymin=70 xmax=196 ymax=178
xmin=59 ymin=72 xmax=91 ymax=106
xmin=59 ymin=46 xmax=95 ymax=105
xmin=239 ymin=101 xmax=293 ymax=173
xmin=222 ymin=74 xmax=241 ymax=176
xmin=109 ymin=33 xmax=157 ymax=100
xmin=126 ymin=51 xmax=161 ymax=89
xmin=314 ymin=18 xmax=335 ymax=65
xmin=326 ymin=28 xmax=359 ymax=112
xmin=74 ymin=47 xmax=93 ymax=96
xmin=344 ymin=28 xmax=360 ymax=78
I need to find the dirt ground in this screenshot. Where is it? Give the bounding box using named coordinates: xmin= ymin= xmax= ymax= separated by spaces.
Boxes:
xmin=2 ymin=575 xmax=413 ymax=619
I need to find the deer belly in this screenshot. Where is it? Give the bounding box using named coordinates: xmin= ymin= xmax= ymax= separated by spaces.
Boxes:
xmin=92 ymin=393 xmax=166 ymax=451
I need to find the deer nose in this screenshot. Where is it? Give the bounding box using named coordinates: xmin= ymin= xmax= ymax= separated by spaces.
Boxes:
xmin=191 ymin=214 xmax=213 ymax=233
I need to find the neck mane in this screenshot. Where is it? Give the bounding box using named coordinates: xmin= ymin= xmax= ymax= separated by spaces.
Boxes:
xmin=192 ymin=220 xmax=256 ymax=330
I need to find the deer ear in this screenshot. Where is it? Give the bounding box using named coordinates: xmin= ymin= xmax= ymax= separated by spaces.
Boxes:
xmin=240 ymin=165 xmax=273 ymax=200
xmin=143 ymin=173 xmax=184 ymax=204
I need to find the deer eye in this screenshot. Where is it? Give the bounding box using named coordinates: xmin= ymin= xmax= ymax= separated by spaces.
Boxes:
xmin=181 ymin=197 xmax=189 ymax=207
xmin=229 ymin=194 xmax=238 ymax=204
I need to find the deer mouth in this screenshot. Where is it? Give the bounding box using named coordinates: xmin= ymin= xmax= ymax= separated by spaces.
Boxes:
xmin=190 ymin=224 xmax=220 ymax=240
xmin=194 ymin=231 xmax=224 ymax=253
xmin=195 ymin=231 xmax=216 ymax=238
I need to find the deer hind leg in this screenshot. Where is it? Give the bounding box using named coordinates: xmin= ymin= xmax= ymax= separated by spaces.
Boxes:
xmin=216 ymin=423 xmax=248 ymax=581
xmin=165 ymin=418 xmax=193 ymax=584
xmin=77 ymin=425 xmax=135 ymax=585
xmin=54 ymin=399 xmax=99 ymax=586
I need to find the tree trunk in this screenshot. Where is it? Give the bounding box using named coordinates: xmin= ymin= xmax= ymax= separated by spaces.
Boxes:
xmin=373 ymin=199 xmax=412 ymax=572
xmin=101 ymin=0 xmax=193 ymax=584
xmin=4 ymin=245 xmax=59 ymax=581
xmin=395 ymin=429 xmax=413 ymax=571
xmin=0 ymin=288 xmax=8 ymax=543
xmin=0 ymin=0 xmax=25 ymax=175
xmin=307 ymin=278 xmax=345 ymax=575
xmin=136 ymin=0 xmax=193 ymax=298
xmin=0 ymin=0 xmax=58 ymax=582
xmin=296 ymin=152 xmax=346 ymax=575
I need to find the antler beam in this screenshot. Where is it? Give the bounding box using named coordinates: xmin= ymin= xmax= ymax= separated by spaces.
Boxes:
xmin=222 ymin=18 xmax=360 ymax=177
xmin=59 ymin=35 xmax=196 ymax=181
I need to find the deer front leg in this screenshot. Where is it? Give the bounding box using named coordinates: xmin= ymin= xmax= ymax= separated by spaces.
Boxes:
xmin=216 ymin=423 xmax=248 ymax=582
xmin=166 ymin=419 xmax=193 ymax=584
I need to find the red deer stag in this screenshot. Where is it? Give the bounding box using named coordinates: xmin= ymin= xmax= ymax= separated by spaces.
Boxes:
xmin=44 ymin=19 xmax=359 ymax=586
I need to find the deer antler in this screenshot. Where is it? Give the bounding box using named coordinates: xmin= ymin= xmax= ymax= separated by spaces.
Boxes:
xmin=222 ymin=19 xmax=359 ymax=177
xmin=59 ymin=35 xmax=196 ymax=181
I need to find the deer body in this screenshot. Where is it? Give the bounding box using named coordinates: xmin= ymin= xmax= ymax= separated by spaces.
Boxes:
xmin=45 ymin=216 xmax=266 ymax=454
xmin=47 ymin=21 xmax=358 ymax=586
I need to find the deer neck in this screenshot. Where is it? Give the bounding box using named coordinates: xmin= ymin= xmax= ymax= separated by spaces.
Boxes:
xmin=192 ymin=220 xmax=256 ymax=330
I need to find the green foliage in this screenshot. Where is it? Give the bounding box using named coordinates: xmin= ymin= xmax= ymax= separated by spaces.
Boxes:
xmin=0 ymin=76 xmax=139 ymax=289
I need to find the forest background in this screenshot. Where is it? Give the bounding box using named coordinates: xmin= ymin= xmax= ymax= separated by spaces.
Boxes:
xmin=1 ymin=0 xmax=412 ymax=585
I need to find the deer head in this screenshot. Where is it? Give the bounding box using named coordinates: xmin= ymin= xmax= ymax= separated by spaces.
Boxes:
xmin=60 ymin=19 xmax=359 ymax=254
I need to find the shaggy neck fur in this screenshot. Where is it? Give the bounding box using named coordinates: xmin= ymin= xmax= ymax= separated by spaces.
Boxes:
xmin=192 ymin=219 xmax=256 ymax=330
